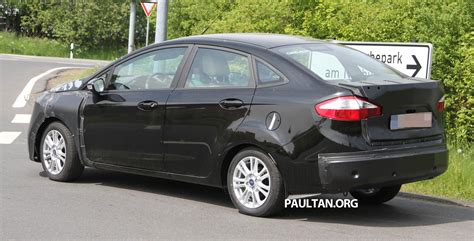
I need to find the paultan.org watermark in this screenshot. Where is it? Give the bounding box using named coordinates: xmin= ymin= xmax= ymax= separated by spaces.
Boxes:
xmin=285 ymin=198 xmax=359 ymax=209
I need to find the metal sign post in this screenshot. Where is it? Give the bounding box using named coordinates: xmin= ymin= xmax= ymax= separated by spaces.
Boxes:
xmin=155 ymin=0 xmax=169 ymax=43
xmin=145 ymin=16 xmax=150 ymax=46
xmin=140 ymin=1 xmax=157 ymax=46
xmin=127 ymin=0 xmax=136 ymax=53
xmin=335 ymin=41 xmax=433 ymax=79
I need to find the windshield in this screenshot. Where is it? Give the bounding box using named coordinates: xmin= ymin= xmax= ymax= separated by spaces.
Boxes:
xmin=275 ymin=44 xmax=405 ymax=82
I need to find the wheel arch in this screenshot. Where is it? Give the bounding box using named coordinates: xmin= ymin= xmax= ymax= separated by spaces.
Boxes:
xmin=219 ymin=143 xmax=284 ymax=189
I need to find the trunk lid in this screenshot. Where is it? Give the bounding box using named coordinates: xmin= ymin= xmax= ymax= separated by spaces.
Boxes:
xmin=338 ymin=78 xmax=444 ymax=145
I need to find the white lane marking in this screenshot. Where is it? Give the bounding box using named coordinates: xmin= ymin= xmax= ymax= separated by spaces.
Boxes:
xmin=12 ymin=67 xmax=85 ymax=108
xmin=11 ymin=114 xmax=32 ymax=124
xmin=0 ymin=132 xmax=21 ymax=144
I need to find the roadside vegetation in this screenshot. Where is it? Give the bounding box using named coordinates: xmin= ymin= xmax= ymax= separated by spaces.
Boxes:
xmin=1 ymin=0 xmax=472 ymax=201
xmin=403 ymin=142 xmax=473 ymax=201
xmin=0 ymin=31 xmax=67 ymax=57
xmin=0 ymin=32 xmax=125 ymax=60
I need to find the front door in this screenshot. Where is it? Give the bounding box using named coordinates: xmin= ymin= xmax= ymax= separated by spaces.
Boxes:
xmin=163 ymin=47 xmax=256 ymax=176
xmin=82 ymin=46 xmax=189 ymax=170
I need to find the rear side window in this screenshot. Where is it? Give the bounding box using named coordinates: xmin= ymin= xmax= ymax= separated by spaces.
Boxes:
xmin=256 ymin=61 xmax=284 ymax=85
xmin=276 ymin=44 xmax=404 ymax=82
xmin=185 ymin=48 xmax=251 ymax=88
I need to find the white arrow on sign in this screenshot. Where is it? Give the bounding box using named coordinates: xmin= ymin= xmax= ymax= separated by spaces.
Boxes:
xmin=336 ymin=41 xmax=433 ymax=79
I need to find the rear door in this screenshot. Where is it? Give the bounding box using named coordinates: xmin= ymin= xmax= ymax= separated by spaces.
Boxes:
xmin=163 ymin=46 xmax=255 ymax=176
xmin=82 ymin=46 xmax=189 ymax=170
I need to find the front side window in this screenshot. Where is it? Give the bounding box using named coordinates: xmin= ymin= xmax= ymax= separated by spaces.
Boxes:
xmin=108 ymin=47 xmax=187 ymax=90
xmin=276 ymin=44 xmax=404 ymax=82
xmin=185 ymin=48 xmax=251 ymax=88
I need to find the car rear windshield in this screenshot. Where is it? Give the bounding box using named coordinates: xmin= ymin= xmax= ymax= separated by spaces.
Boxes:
xmin=275 ymin=44 xmax=405 ymax=82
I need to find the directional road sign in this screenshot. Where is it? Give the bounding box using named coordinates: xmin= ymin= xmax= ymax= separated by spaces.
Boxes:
xmin=336 ymin=41 xmax=433 ymax=79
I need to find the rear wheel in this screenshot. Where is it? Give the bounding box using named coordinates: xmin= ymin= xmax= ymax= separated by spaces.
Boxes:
xmin=350 ymin=185 xmax=401 ymax=205
xmin=227 ymin=148 xmax=285 ymax=217
xmin=40 ymin=122 xmax=84 ymax=182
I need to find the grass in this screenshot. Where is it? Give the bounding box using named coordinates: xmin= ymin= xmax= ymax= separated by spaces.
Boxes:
xmin=0 ymin=31 xmax=68 ymax=58
xmin=402 ymin=142 xmax=474 ymax=202
xmin=0 ymin=32 xmax=125 ymax=60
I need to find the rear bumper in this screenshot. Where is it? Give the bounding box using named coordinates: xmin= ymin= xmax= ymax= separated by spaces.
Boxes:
xmin=318 ymin=144 xmax=448 ymax=193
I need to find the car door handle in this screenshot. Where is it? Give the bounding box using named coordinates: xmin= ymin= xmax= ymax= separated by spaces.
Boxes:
xmin=138 ymin=101 xmax=158 ymax=111
xmin=219 ymin=99 xmax=244 ymax=109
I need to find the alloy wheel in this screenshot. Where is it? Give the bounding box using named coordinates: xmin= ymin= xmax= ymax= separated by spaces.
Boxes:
xmin=42 ymin=130 xmax=66 ymax=175
xmin=232 ymin=156 xmax=271 ymax=208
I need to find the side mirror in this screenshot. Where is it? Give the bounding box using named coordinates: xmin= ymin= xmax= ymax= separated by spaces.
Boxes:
xmin=87 ymin=78 xmax=105 ymax=94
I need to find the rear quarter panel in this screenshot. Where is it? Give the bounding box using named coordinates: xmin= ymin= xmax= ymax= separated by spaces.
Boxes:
xmin=231 ymin=57 xmax=353 ymax=193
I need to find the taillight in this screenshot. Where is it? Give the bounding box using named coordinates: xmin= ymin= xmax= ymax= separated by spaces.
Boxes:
xmin=437 ymin=95 xmax=445 ymax=112
xmin=315 ymin=96 xmax=382 ymax=121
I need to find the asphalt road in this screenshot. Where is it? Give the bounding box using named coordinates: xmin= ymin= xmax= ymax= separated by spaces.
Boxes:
xmin=1 ymin=54 xmax=473 ymax=240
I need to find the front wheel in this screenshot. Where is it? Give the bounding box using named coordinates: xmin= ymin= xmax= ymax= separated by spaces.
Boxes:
xmin=40 ymin=122 xmax=84 ymax=182
xmin=350 ymin=185 xmax=401 ymax=205
xmin=227 ymin=148 xmax=285 ymax=217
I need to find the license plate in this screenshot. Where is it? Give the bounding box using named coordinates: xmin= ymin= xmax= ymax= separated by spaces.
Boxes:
xmin=390 ymin=112 xmax=432 ymax=130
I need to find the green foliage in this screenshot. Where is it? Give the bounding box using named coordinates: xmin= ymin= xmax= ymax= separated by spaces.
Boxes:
xmin=0 ymin=31 xmax=68 ymax=57
xmin=285 ymin=0 xmax=474 ymax=142
xmin=0 ymin=31 xmax=125 ymax=60
xmin=207 ymin=0 xmax=290 ymax=33
xmin=448 ymin=31 xmax=474 ymax=141
xmin=3 ymin=0 xmax=473 ymax=142
xmin=167 ymin=0 xmax=233 ymax=38
xmin=19 ymin=0 xmax=131 ymax=55
xmin=0 ymin=1 xmax=22 ymax=32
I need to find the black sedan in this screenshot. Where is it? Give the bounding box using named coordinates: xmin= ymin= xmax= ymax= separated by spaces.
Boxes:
xmin=28 ymin=34 xmax=448 ymax=216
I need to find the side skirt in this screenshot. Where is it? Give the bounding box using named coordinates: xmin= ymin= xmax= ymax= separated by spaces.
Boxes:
xmin=90 ymin=161 xmax=224 ymax=189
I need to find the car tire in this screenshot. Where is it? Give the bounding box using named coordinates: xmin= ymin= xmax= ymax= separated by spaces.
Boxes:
xmin=350 ymin=185 xmax=401 ymax=205
xmin=227 ymin=148 xmax=285 ymax=217
xmin=40 ymin=122 xmax=84 ymax=182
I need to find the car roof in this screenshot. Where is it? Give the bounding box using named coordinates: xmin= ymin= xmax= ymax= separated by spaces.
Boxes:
xmin=163 ymin=33 xmax=325 ymax=49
